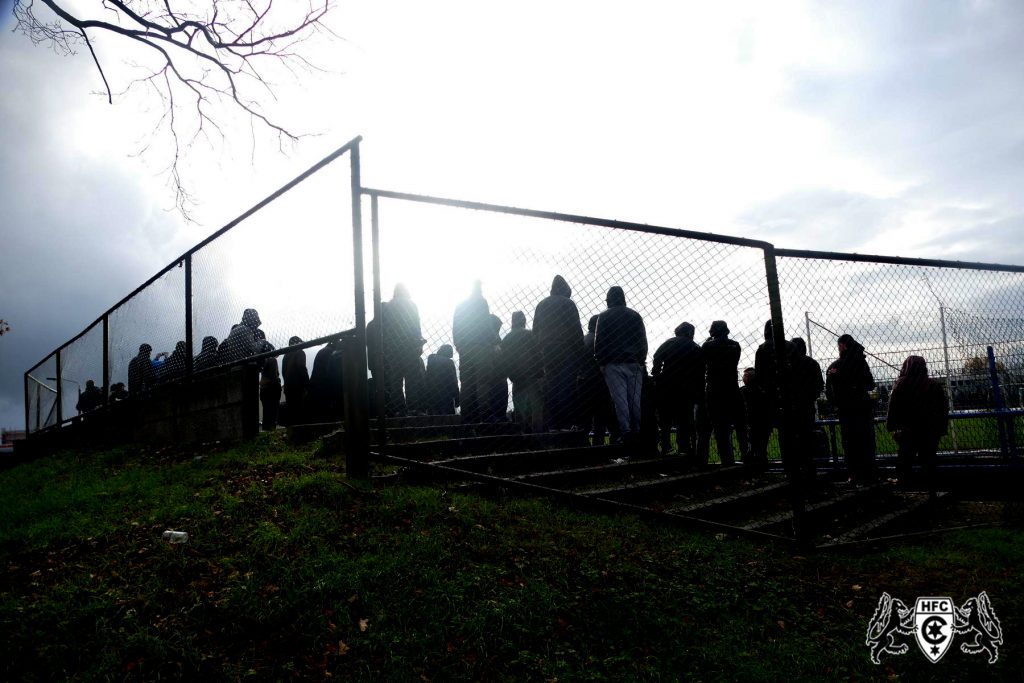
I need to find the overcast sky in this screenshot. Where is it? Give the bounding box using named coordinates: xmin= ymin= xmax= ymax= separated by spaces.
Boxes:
xmin=3 ymin=0 xmax=1024 ymax=430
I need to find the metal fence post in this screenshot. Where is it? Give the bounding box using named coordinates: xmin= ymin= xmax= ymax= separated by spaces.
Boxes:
xmin=987 ymin=346 xmax=1014 ymax=456
xmin=55 ymin=351 xmax=63 ymax=426
xmin=185 ymin=256 xmax=194 ymax=377
xmin=23 ymin=372 xmax=30 ymax=434
xmin=346 ymin=141 xmax=370 ymax=479
xmin=371 ymin=194 xmax=387 ymax=454
xmin=102 ymin=315 xmax=110 ymax=406
xmin=763 ymin=246 xmax=807 ymax=543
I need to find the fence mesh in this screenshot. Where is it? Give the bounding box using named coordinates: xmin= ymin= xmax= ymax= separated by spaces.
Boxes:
xmin=777 ymin=255 xmax=1024 ymax=456
xmin=26 ymin=354 xmax=57 ymax=433
xmin=108 ymin=265 xmax=187 ymax=395
xmin=191 ymin=157 xmax=355 ymax=360
xmin=371 ymin=198 xmax=776 ymax=465
xmin=59 ymin=321 xmax=104 ymax=419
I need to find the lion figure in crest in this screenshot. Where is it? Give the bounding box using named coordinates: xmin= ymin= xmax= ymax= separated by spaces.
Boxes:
xmin=954 ymin=591 xmax=1003 ymax=664
xmin=865 ymin=592 xmax=914 ymax=664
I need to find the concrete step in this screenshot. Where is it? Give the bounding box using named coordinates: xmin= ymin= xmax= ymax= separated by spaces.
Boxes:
xmin=419 ymin=445 xmax=626 ymax=478
xmin=516 ymin=455 xmax=692 ymax=490
xmin=583 ymin=464 xmax=748 ymax=504
xmin=742 ymin=481 xmax=891 ymax=536
xmin=666 ymin=481 xmax=791 ymax=519
xmin=821 ymin=492 xmax=952 ymax=546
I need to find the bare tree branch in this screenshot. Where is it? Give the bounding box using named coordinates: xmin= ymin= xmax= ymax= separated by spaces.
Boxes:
xmin=14 ymin=0 xmax=337 ymax=218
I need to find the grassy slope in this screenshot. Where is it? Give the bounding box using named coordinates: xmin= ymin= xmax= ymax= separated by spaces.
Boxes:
xmin=1 ymin=436 xmax=1020 ymax=682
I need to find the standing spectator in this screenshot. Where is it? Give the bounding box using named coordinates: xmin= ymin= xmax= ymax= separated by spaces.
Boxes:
xmin=128 ymin=343 xmax=156 ymax=396
xmin=160 ymin=341 xmax=188 ymax=384
xmin=381 ymin=284 xmax=425 ymax=417
xmin=109 ymin=382 xmax=129 ymax=403
xmin=282 ymin=336 xmax=310 ymax=425
xmin=652 ymin=322 xmax=704 ymax=456
xmin=76 ymin=380 xmax=103 ymax=413
xmin=533 ymin=275 xmax=584 ymax=429
xmin=826 ymin=334 xmax=877 ymax=484
xmin=886 ymin=355 xmax=949 ymax=496
xmin=484 ymin=314 xmax=508 ymax=422
xmin=255 ymin=330 xmax=281 ymax=430
xmin=579 ymin=315 xmax=618 ymax=446
xmin=788 ymin=337 xmax=825 ymax=479
xmin=594 ymin=286 xmax=648 ymax=447
xmin=700 ymin=320 xmax=745 ymax=466
xmin=424 ymin=344 xmax=460 ymax=415
xmin=453 ymin=281 xmax=493 ymax=423
xmin=194 ymin=336 xmax=220 ymax=373
xmin=740 ymin=367 xmax=770 ymax=470
xmin=501 ymin=311 xmax=544 ymax=432
xmin=308 ymin=340 xmax=344 ymax=423
xmin=218 ymin=308 xmax=262 ymax=365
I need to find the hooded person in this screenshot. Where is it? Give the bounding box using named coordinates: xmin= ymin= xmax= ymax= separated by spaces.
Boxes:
xmin=826 ymin=334 xmax=877 ymax=484
xmin=193 ymin=335 xmax=220 ymax=373
xmin=651 ymin=321 xmax=705 ymax=456
xmin=160 ymin=341 xmax=188 ymax=384
xmin=484 ymin=314 xmax=509 ymax=422
xmin=533 ymin=275 xmax=584 ymax=429
xmin=699 ymin=320 xmax=745 ymax=467
xmin=754 ymin=319 xmax=795 ymax=424
xmin=128 ymin=343 xmax=156 ymax=396
xmin=501 ymin=311 xmax=544 ymax=432
xmin=219 ymin=308 xmax=262 ymax=365
xmin=594 ymin=286 xmax=647 ymax=448
xmin=424 ymin=344 xmax=460 ymax=415
xmin=786 ymin=337 xmax=825 ymax=479
xmin=380 ymin=283 xmax=425 ymax=417
xmin=886 ymin=355 xmax=949 ymax=493
xmin=452 ymin=281 xmax=493 ymax=423
xmin=282 ymin=336 xmax=310 ymax=425
xmin=308 ymin=340 xmax=344 ymax=423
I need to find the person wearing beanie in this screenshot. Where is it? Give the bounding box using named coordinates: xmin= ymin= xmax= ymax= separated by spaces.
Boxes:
xmin=826 ymin=333 xmax=877 ymax=484
xmin=699 ymin=320 xmax=745 ymax=466
xmin=593 ymin=286 xmax=648 ymax=448
xmin=651 ymin=321 xmax=704 ymax=457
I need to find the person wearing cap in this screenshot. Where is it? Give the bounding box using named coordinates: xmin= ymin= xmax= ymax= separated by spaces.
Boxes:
xmin=593 ymin=286 xmax=648 ymax=447
xmin=700 ymin=320 xmax=745 ymax=466
xmin=826 ymin=333 xmax=877 ymax=484
xmin=128 ymin=343 xmax=156 ymax=396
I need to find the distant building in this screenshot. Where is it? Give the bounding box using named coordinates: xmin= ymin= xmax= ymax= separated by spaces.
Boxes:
xmin=0 ymin=428 xmax=25 ymax=455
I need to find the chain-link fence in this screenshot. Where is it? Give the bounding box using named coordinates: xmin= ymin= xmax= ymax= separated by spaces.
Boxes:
xmin=23 ymin=138 xmax=363 ymax=434
xmin=777 ymin=251 xmax=1024 ymax=459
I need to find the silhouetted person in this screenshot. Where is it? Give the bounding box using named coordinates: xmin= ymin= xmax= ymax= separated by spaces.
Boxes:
xmin=826 ymin=334 xmax=877 ymax=484
xmin=700 ymin=320 xmax=745 ymax=466
xmin=886 ymin=356 xmax=949 ymax=496
xmin=194 ymin=335 xmax=219 ymax=373
xmin=160 ymin=341 xmax=188 ymax=384
xmin=740 ymin=367 xmax=770 ymax=471
xmin=128 ymin=343 xmax=156 ymax=396
xmin=453 ymin=281 xmax=493 ymax=423
xmin=652 ymin=322 xmax=704 ymax=456
xmin=579 ymin=315 xmax=618 ymax=446
xmin=754 ymin=320 xmax=793 ymax=420
xmin=76 ymin=380 xmax=103 ymax=413
xmin=594 ymin=286 xmax=647 ymax=447
xmin=219 ymin=308 xmax=262 ymax=365
xmin=381 ymin=284 xmax=425 ymax=417
xmin=282 ymin=336 xmax=310 ymax=425
xmin=533 ymin=275 xmax=584 ymax=429
xmin=484 ymin=314 xmax=509 ymax=422
xmin=788 ymin=337 xmax=825 ymax=479
xmin=501 ymin=311 xmax=543 ymax=431
xmin=308 ymin=340 xmax=344 ymax=423
xmin=109 ymin=382 xmax=129 ymax=403
xmin=424 ymin=344 xmax=460 ymax=415
xmin=255 ymin=330 xmax=281 ymax=430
